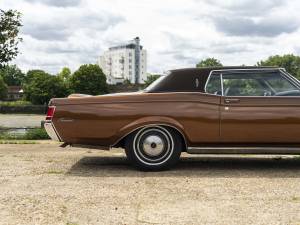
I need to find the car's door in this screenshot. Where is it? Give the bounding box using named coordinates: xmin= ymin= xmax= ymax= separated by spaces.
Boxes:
xmin=219 ymin=69 xmax=300 ymax=144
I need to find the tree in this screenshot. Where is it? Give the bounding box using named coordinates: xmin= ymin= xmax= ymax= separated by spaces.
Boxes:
xmin=257 ymin=54 xmax=300 ymax=79
xmin=0 ymin=64 xmax=25 ymax=86
xmin=123 ymin=79 xmax=131 ymax=85
xmin=0 ymin=10 xmax=22 ymax=68
xmin=23 ymin=70 xmax=69 ymax=104
xmin=144 ymin=74 xmax=161 ymax=87
xmin=0 ymin=76 xmax=7 ymax=100
xmin=196 ymin=58 xmax=223 ymax=68
xmin=58 ymin=67 xmax=71 ymax=81
xmin=69 ymin=64 xmax=108 ymax=95
xmin=25 ymin=69 xmax=45 ymax=82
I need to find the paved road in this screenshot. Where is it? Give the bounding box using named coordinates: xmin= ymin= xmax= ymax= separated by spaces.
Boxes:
xmin=0 ymin=114 xmax=44 ymax=128
xmin=1 ymin=143 xmax=300 ymax=225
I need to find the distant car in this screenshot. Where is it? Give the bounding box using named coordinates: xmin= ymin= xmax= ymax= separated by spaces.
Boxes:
xmin=44 ymin=66 xmax=300 ymax=170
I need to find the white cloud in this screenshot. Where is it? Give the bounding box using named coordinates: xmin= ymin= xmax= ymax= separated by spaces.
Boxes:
xmin=2 ymin=0 xmax=300 ymax=74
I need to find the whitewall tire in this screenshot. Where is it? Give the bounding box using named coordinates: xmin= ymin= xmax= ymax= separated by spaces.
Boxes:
xmin=125 ymin=126 xmax=183 ymax=170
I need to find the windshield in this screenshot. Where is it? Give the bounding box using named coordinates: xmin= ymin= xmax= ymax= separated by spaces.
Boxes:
xmin=144 ymin=73 xmax=168 ymax=92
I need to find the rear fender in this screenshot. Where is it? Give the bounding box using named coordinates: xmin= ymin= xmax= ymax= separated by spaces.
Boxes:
xmin=111 ymin=116 xmax=188 ymax=148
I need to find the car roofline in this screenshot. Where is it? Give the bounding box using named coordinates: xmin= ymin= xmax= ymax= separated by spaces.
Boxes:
xmin=169 ymin=66 xmax=279 ymax=73
xmin=208 ymin=67 xmax=284 ymax=73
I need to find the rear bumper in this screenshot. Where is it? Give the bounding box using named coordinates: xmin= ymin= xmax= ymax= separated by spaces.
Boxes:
xmin=43 ymin=121 xmax=61 ymax=142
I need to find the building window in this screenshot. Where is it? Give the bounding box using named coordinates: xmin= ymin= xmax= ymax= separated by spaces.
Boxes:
xmin=129 ymin=52 xmax=132 ymax=57
xmin=129 ymin=59 xmax=132 ymax=63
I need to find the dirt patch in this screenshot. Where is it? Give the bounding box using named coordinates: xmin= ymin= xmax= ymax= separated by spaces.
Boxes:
xmin=1 ymin=143 xmax=300 ymax=225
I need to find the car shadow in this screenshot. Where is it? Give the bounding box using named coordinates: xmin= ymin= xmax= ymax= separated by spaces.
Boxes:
xmin=66 ymin=155 xmax=300 ymax=178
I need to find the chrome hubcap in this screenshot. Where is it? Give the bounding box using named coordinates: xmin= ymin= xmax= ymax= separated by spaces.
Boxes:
xmin=142 ymin=135 xmax=164 ymax=156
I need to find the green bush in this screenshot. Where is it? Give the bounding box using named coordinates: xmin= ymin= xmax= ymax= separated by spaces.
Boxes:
xmin=0 ymin=104 xmax=46 ymax=114
xmin=0 ymin=128 xmax=50 ymax=140
xmin=24 ymin=128 xmax=49 ymax=140
xmin=0 ymin=100 xmax=32 ymax=106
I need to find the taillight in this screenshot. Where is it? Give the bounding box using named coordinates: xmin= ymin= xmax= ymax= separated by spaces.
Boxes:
xmin=46 ymin=106 xmax=55 ymax=121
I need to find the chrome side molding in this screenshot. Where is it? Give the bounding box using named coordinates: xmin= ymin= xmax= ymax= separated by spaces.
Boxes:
xmin=59 ymin=118 xmax=74 ymax=122
xmin=187 ymin=146 xmax=300 ymax=154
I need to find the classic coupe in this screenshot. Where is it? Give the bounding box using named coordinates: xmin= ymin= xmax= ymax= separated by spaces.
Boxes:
xmin=44 ymin=66 xmax=300 ymax=170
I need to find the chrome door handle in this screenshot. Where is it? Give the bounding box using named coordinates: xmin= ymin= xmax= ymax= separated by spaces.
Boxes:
xmin=224 ymin=98 xmax=240 ymax=103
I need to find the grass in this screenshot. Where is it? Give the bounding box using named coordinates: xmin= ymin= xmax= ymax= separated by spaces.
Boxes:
xmin=0 ymin=100 xmax=45 ymax=114
xmin=0 ymin=140 xmax=37 ymax=144
xmin=24 ymin=128 xmax=50 ymax=140
xmin=66 ymin=222 xmax=80 ymax=225
xmin=0 ymin=128 xmax=50 ymax=140
xmin=46 ymin=170 xmax=65 ymax=174
xmin=0 ymin=100 xmax=32 ymax=107
xmin=292 ymin=196 xmax=300 ymax=201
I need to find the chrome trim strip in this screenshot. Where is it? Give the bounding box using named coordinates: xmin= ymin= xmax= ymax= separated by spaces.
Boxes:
xmin=111 ymin=123 xmax=188 ymax=150
xmin=220 ymin=73 xmax=224 ymax=96
xmin=204 ymin=70 xmax=223 ymax=96
xmin=187 ymin=146 xmax=300 ymax=154
xmin=279 ymin=69 xmax=300 ymax=89
xmin=44 ymin=122 xmax=61 ymax=141
xmin=210 ymin=68 xmax=283 ymax=73
xmin=204 ymin=70 xmax=215 ymax=94
xmin=59 ymin=118 xmax=74 ymax=122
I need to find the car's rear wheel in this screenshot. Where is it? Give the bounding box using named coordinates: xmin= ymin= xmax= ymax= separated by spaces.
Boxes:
xmin=125 ymin=126 xmax=183 ymax=171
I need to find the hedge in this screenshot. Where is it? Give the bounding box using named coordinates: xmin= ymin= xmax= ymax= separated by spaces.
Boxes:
xmin=0 ymin=128 xmax=50 ymax=140
xmin=0 ymin=105 xmax=46 ymax=114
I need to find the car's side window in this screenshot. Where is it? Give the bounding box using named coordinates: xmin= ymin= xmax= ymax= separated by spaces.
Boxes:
xmin=222 ymin=74 xmax=265 ymax=96
xmin=222 ymin=71 xmax=300 ymax=96
xmin=206 ymin=73 xmax=221 ymax=95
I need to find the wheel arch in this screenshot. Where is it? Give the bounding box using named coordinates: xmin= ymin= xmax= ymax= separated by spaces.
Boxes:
xmin=111 ymin=117 xmax=188 ymax=150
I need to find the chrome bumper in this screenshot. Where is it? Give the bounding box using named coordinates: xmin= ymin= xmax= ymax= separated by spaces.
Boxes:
xmin=44 ymin=121 xmax=61 ymax=141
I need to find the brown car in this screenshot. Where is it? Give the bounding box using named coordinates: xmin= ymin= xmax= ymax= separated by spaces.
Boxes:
xmin=44 ymin=66 xmax=300 ymax=170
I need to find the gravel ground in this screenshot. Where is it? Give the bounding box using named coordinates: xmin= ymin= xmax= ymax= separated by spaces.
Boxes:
xmin=1 ymin=143 xmax=300 ymax=225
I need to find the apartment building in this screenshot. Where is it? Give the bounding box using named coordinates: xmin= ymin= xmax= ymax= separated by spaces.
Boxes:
xmin=98 ymin=37 xmax=147 ymax=84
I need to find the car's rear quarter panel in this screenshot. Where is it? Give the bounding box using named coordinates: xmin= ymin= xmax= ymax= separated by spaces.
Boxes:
xmin=52 ymin=92 xmax=220 ymax=147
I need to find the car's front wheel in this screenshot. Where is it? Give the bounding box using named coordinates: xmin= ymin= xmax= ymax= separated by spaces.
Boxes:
xmin=125 ymin=126 xmax=183 ymax=171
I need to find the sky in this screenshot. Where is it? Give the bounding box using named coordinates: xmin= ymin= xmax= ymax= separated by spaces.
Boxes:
xmin=1 ymin=0 xmax=300 ymax=74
